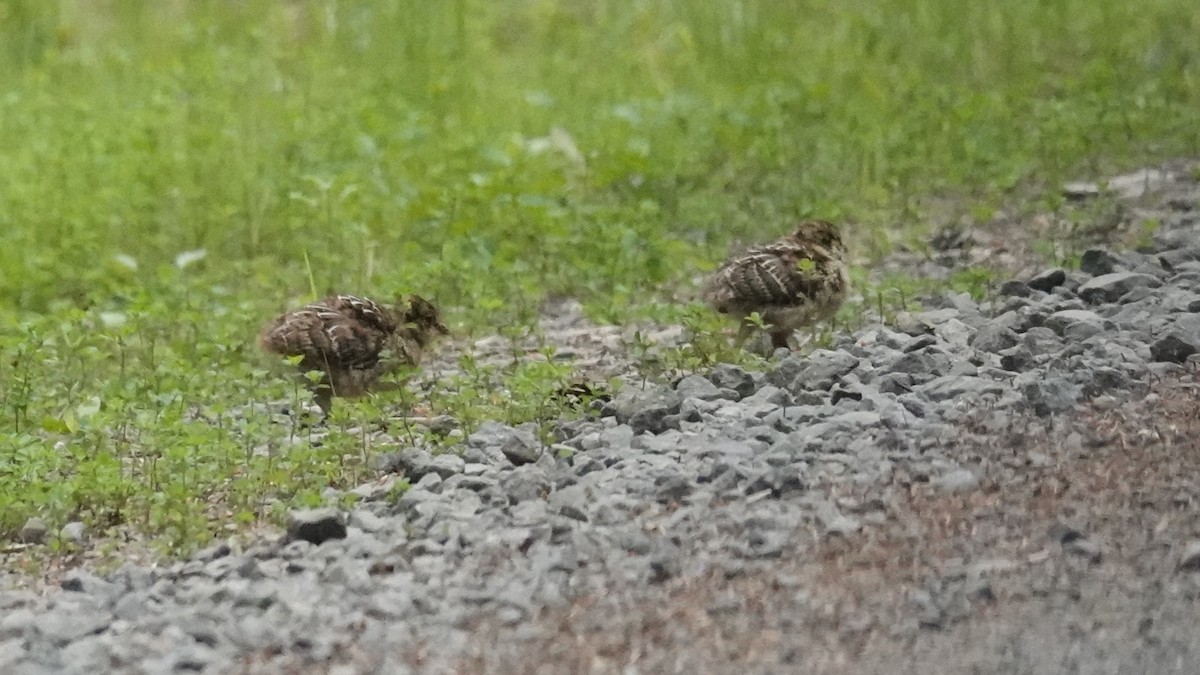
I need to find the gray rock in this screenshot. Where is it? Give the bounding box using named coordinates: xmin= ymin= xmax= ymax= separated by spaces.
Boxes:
xmin=60 ymin=570 xmax=117 ymax=602
xmin=970 ymin=324 xmax=1020 ymax=354
xmin=18 ymin=517 xmax=47 ymax=544
xmin=1080 ymin=249 xmax=1122 ymax=276
xmin=32 ymin=604 xmax=111 ymax=646
xmin=675 ymin=374 xmax=725 ymax=401
xmin=1064 ymin=538 xmax=1103 ymax=564
xmin=998 ymin=280 xmax=1031 ymax=297
xmin=1023 ymin=326 xmax=1063 ymax=355
xmin=1150 ymin=333 xmax=1198 ymax=364
xmin=1078 ymin=272 xmax=1162 ymax=304
xmin=814 ymin=501 xmax=861 ymax=536
xmin=286 ymin=508 xmax=347 ymax=545
xmin=888 ymin=348 xmax=952 ymax=380
xmin=1021 ymin=378 xmax=1082 ymax=417
xmin=414 ymin=471 xmax=443 ymax=491
xmin=1027 ymin=268 xmax=1067 ymax=293
xmin=998 ymin=346 xmax=1034 ymax=373
xmin=893 ymin=312 xmax=938 ymax=337
xmin=933 ymin=318 xmax=974 ymax=348
xmin=1063 ymin=181 xmax=1101 ymax=200
xmin=707 ymin=364 xmax=757 ymax=400
xmin=606 ymin=385 xmax=681 ymax=435
xmin=1106 ymin=167 xmax=1171 ymax=199
xmin=630 ymin=408 xmax=680 ymax=436
xmin=654 ymin=473 xmax=693 ymax=503
xmin=428 ymin=453 xmax=466 ymax=478
xmin=606 ymin=384 xmax=680 ymax=420
xmin=467 ymin=421 xmax=534 ymax=451
xmin=500 ymin=465 xmax=552 ymax=504
xmin=935 ymin=469 xmax=981 ymax=493
xmin=547 ymin=484 xmax=590 ymax=522
xmin=350 ymin=474 xmax=403 ymax=502
xmin=375 ymin=447 xmax=441 ymax=480
xmin=192 ymin=542 xmax=232 ymax=563
xmin=1178 ymin=541 xmax=1200 ymax=571
xmin=920 ymin=375 xmax=1005 ymax=402
xmin=1044 ymin=309 xmax=1105 ymax=340
xmin=59 ymin=521 xmax=86 ymax=545
xmin=425 ymin=414 xmax=461 ymax=436
xmin=773 ymin=350 xmax=859 ymax=392
xmin=732 ymin=529 xmax=787 ymax=559
xmin=876 ymin=372 xmax=914 ymax=394
xmin=347 ymin=509 xmax=389 ymax=533
xmin=501 ymin=433 xmax=542 ymax=466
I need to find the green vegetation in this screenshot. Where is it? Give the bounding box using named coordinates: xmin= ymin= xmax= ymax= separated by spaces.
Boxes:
xmin=1 ymin=0 xmax=1198 ymax=555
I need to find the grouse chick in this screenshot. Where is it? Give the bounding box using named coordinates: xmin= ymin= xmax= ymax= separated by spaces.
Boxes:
xmin=703 ymin=220 xmax=849 ymax=351
xmin=259 ymin=294 xmax=449 ymax=414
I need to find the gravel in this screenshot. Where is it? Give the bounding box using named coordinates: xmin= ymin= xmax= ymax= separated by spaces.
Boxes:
xmin=2 ymin=163 xmax=1200 ymax=674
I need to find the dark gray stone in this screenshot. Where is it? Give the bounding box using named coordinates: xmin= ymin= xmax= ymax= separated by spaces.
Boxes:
xmin=888 ymin=348 xmax=952 ymax=380
xmin=500 ymin=465 xmax=552 ymax=504
xmin=286 ymin=508 xmax=348 ymax=545
xmin=998 ymin=346 xmax=1034 ymax=373
xmin=501 ymin=434 xmax=542 ymax=466
xmin=920 ymin=376 xmax=1005 ymax=402
xmin=606 ymin=385 xmax=682 ymax=435
xmin=1022 ymin=379 xmax=1082 ymax=417
xmin=60 ymin=570 xmax=117 ymax=601
xmin=998 ymin=280 xmax=1032 ymax=297
xmin=1044 ymin=310 xmax=1104 ymax=340
xmin=425 ymin=414 xmax=461 ymax=436
xmin=654 ymin=473 xmax=693 ymax=503
xmin=1150 ymin=333 xmax=1198 ymax=364
xmin=1028 ymin=268 xmax=1067 ymax=292
xmin=375 ymin=447 xmax=440 ymax=480
xmin=547 ymin=484 xmax=590 ymax=522
xmin=876 ymin=372 xmax=914 ymax=394
xmin=1078 ymin=272 xmax=1162 ymax=304
xmin=1080 ymin=249 xmax=1121 ymax=276
xmin=970 ymin=324 xmax=1020 ymax=354
xmin=770 ymin=350 xmax=859 ymax=393
xmin=629 ymin=407 xmax=681 ymax=435
xmin=675 ymin=374 xmax=725 ymax=401
xmin=18 ymin=517 xmax=47 ymax=544
xmin=707 ymin=364 xmax=757 ymax=400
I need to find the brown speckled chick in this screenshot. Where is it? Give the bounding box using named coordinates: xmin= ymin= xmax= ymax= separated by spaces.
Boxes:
xmin=704 ymin=220 xmax=849 ymax=350
xmin=259 ymin=294 xmax=449 ymax=415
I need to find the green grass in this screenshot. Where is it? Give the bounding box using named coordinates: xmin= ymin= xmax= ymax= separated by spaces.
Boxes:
xmin=1 ymin=0 xmax=1198 ymax=555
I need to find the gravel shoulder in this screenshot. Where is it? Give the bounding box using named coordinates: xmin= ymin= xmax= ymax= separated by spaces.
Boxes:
xmin=463 ymin=380 xmax=1200 ymax=674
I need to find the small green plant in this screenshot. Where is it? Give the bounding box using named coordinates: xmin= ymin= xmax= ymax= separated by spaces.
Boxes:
xmin=948 ymin=267 xmax=999 ymax=301
xmin=385 ymin=477 xmax=413 ymax=505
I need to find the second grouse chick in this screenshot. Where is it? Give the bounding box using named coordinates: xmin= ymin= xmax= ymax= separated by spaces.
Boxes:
xmin=703 ymin=220 xmax=849 ymax=351
xmin=259 ymin=294 xmax=449 ymax=415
